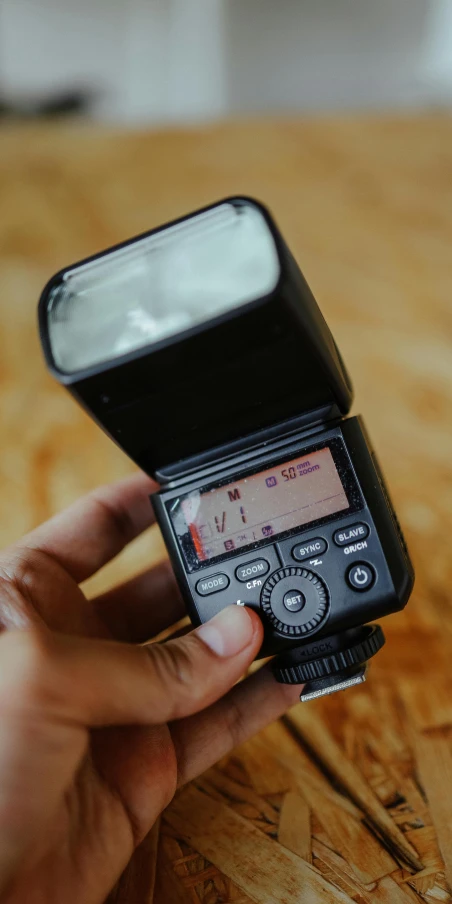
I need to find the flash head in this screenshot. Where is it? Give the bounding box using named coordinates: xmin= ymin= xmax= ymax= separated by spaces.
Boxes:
xmin=45 ymin=202 xmax=280 ymax=374
xmin=39 ymin=197 xmax=352 ymax=481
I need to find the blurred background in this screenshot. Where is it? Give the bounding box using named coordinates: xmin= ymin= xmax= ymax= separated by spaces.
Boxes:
xmin=1 ymin=0 xmax=452 ymax=122
xmin=1 ymin=4 xmax=452 ymax=902
xmin=0 ymin=0 xmax=451 ymax=587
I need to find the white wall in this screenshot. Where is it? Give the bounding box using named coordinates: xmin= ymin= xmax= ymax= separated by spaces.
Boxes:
xmin=0 ymin=0 xmax=451 ymax=123
xmin=0 ymin=0 xmax=127 ymax=107
xmin=225 ymin=0 xmax=435 ymax=111
xmin=421 ymin=0 xmax=452 ymax=99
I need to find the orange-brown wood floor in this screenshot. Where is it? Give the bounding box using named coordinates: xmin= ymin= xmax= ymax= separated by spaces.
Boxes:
xmin=0 ymin=115 xmax=451 ymax=903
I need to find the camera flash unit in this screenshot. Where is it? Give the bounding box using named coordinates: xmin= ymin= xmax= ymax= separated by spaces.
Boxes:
xmin=39 ymin=197 xmax=414 ymax=700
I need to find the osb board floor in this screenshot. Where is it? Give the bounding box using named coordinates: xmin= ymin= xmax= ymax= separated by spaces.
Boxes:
xmin=0 ymin=114 xmax=451 ymax=903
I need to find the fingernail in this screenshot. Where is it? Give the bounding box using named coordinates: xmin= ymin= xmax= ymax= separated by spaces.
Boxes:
xmin=197 ymin=606 xmax=256 ymax=657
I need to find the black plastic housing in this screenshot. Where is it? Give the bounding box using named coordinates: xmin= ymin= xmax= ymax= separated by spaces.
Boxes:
xmin=152 ymin=415 xmax=414 ymax=659
xmin=38 ymin=197 xmax=353 ymax=481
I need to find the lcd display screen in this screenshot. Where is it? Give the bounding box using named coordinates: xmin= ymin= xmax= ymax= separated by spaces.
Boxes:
xmin=170 ymin=446 xmax=351 ymax=566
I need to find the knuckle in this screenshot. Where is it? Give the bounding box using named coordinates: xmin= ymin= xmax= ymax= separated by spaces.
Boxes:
xmin=0 ymin=546 xmax=44 ymax=590
xmin=149 ymin=641 xmax=194 ymax=688
xmin=224 ymin=696 xmax=247 ymax=751
xmin=0 ymin=548 xmax=49 ymax=628
xmin=0 ymin=545 xmax=72 ymax=633
xmin=90 ymin=491 xmax=136 ymax=549
xmin=145 ymin=640 xmax=196 ymax=714
xmin=0 ymin=629 xmax=55 ymax=707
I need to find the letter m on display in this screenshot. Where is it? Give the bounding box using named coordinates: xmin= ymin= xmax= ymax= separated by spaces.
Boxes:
xmin=228 ymin=489 xmax=241 ymax=501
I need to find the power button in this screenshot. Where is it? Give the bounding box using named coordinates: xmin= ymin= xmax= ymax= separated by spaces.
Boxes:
xmin=347 ymin=562 xmax=376 ymax=592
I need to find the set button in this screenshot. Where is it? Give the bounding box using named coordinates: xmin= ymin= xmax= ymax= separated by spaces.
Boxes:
xmin=333 ymin=522 xmax=369 ymax=547
xmin=196 ymin=573 xmax=230 ymax=596
xmin=235 ymin=558 xmax=270 ymax=582
xmin=292 ymin=537 xmax=327 ymax=561
xmin=283 ymin=589 xmax=306 ymax=613
xmin=260 ymin=566 xmax=329 ymax=637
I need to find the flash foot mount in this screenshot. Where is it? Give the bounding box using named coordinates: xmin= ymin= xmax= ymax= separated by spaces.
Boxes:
xmin=271 ymin=624 xmax=385 ymax=702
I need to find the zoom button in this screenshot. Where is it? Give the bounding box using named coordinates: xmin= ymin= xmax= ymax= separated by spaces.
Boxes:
xmin=236 ymin=558 xmax=270 ymax=582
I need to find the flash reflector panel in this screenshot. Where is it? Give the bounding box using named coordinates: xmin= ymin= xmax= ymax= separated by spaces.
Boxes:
xmin=46 ymin=202 xmax=280 ymax=374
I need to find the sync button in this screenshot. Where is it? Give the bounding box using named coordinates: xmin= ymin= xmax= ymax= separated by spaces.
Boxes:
xmin=292 ymin=537 xmax=327 ymax=561
xmin=196 ymin=573 xmax=230 ymax=596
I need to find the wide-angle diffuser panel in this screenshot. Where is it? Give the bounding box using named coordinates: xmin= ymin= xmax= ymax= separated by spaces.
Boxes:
xmin=46 ymin=201 xmax=281 ymax=374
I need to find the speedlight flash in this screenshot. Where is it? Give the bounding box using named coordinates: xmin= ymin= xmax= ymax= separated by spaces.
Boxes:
xmin=39 ymin=197 xmax=414 ymax=700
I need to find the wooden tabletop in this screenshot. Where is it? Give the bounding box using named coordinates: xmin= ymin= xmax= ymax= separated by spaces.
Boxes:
xmin=0 ymin=114 xmax=451 ymax=903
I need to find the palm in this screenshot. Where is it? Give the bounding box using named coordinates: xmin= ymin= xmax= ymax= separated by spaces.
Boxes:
xmin=0 ymin=475 xmax=297 ymax=904
xmin=17 ymin=727 xmax=176 ymax=904
xmin=0 ymin=551 xmax=179 ymax=903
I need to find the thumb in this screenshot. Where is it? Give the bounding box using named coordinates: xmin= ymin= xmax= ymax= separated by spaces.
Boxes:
xmin=0 ymin=606 xmax=263 ymax=729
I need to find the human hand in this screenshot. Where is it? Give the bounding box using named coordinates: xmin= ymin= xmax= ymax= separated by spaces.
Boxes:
xmin=0 ymin=473 xmax=299 ymax=903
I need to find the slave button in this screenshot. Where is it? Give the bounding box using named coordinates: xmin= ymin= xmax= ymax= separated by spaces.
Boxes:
xmin=196 ymin=573 xmax=230 ymax=596
xmin=334 ymin=522 xmax=369 ymax=546
xmin=347 ymin=562 xmax=376 ymax=592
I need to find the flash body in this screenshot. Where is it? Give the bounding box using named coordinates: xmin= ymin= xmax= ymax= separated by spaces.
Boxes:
xmin=38 ymin=196 xmax=414 ymax=700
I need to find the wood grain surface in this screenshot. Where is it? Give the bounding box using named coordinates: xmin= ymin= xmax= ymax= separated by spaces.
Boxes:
xmin=0 ymin=114 xmax=451 ymax=903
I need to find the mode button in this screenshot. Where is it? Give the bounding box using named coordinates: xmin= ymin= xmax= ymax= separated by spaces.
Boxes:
xmin=196 ymin=573 xmax=230 ymax=596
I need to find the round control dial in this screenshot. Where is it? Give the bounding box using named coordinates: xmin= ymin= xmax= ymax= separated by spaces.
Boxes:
xmin=261 ymin=566 xmax=329 ymax=637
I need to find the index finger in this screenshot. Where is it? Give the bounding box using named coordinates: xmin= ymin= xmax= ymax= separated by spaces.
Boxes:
xmin=19 ymin=472 xmax=158 ymax=583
